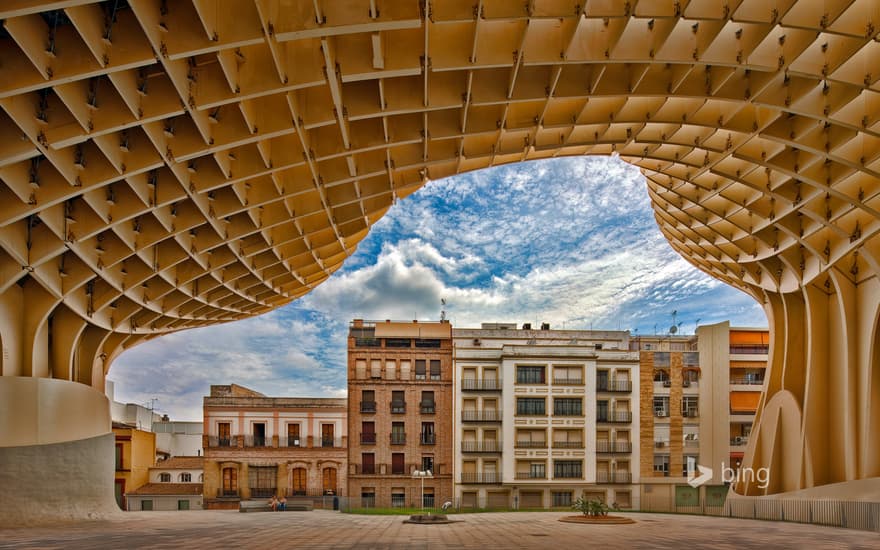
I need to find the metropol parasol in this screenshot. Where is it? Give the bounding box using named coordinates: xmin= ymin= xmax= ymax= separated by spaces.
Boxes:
xmin=0 ymin=0 xmax=877 ymax=522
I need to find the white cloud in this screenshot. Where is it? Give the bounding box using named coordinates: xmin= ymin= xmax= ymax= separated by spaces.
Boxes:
xmin=109 ymin=156 xmax=767 ymax=420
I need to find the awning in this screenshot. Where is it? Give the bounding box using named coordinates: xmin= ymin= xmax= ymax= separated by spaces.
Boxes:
xmin=730 ymin=391 xmax=761 ymax=412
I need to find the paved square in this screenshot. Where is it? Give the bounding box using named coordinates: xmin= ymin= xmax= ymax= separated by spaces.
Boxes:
xmin=1 ymin=510 xmax=878 ymax=549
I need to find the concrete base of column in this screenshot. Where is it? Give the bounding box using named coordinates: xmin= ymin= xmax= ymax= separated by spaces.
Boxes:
xmin=0 ymin=377 xmax=121 ymax=526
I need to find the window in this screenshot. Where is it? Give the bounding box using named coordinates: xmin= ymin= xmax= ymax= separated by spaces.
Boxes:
xmin=596 ymin=370 xmax=609 ymax=390
xmin=595 ymin=343 xmax=603 ymax=350
xmin=530 ymin=463 xmax=546 ymax=478
xmin=371 ymin=359 xmax=382 ymax=378
xmin=141 ymin=500 xmax=153 ymax=511
xmin=392 ymin=453 xmax=406 ymax=475
xmin=653 ymin=370 xmax=669 ymax=383
xmin=682 ymin=396 xmax=699 ymax=417
xmin=115 ymin=444 xmax=124 ymax=470
xmin=391 ymin=489 xmax=406 ymax=508
xmin=386 ymin=338 xmax=411 ymax=348
xmin=222 ymin=467 xmax=237 ymax=496
xmin=415 ymin=339 xmax=441 ymax=348
xmin=516 ymin=397 xmax=545 ymax=415
xmin=361 ymin=453 xmax=376 ymax=474
xmin=391 ymin=390 xmax=406 ymax=413
xmin=391 ymin=422 xmax=406 ymax=444
xmin=421 ymin=422 xmax=435 ymax=445
xmin=683 ymin=456 xmax=699 ymax=476
xmin=653 ymin=455 xmax=670 ymax=476
xmin=323 ymin=467 xmax=337 ymax=495
xmin=361 ymin=390 xmax=376 ymax=413
xmin=287 ymin=423 xmax=301 ymax=447
xmin=218 ymin=422 xmax=231 ymax=446
xmin=516 ymin=365 xmax=545 ymax=384
xmin=248 ymin=465 xmax=277 ymax=498
xmin=420 ymin=391 xmax=435 ymax=414
xmin=361 ymin=421 xmax=376 ymax=444
xmin=179 ymin=473 xmax=192 ymax=482
xmin=292 ymin=467 xmax=307 ymax=495
xmin=553 ymin=398 xmax=582 ymax=416
xmin=415 ymin=360 xmax=426 ymax=380
xmin=654 ymin=397 xmax=670 ymax=417
xmin=177 ymin=499 xmax=190 ymax=510
xmin=423 ymin=487 xmax=435 ymax=508
xmin=361 ymin=488 xmax=376 ymax=508
xmin=597 ymin=400 xmax=609 ymax=421
xmin=552 ymin=492 xmax=573 ymax=507
xmin=554 ymin=460 xmax=583 ymax=479
xmin=430 ymin=360 xmax=441 ymax=380
xmin=252 ymin=423 xmax=266 ymax=447
xmin=322 ymin=424 xmax=335 ymax=447
xmin=422 ymin=456 xmax=434 ymax=474
xmin=159 ymin=473 xmax=171 ymax=482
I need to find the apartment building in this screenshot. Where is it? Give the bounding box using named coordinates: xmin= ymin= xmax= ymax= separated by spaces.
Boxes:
xmin=347 ymin=320 xmax=454 ymax=509
xmin=202 ymin=384 xmax=347 ymax=509
xmin=453 ymin=324 xmax=640 ymax=510
xmin=634 ymin=322 xmax=769 ymax=509
xmin=697 ymin=322 xmax=769 ymax=482
xmin=125 ymin=456 xmax=204 ymax=511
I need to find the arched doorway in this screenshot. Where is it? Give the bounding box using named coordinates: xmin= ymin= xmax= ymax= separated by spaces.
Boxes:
xmin=291 ymin=467 xmax=307 ymax=496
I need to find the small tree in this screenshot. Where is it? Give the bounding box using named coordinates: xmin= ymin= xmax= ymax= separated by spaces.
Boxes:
xmin=572 ymin=497 xmax=609 ymax=517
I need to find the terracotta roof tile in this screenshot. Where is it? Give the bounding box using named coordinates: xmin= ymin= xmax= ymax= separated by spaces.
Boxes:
xmin=152 ymin=456 xmax=204 ymax=470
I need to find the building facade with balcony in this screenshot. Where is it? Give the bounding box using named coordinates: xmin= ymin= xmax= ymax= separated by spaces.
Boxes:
xmin=202 ymin=384 xmax=347 ymax=509
xmin=346 ymin=320 xmax=454 ymax=509
xmin=453 ymin=324 xmax=641 ymax=510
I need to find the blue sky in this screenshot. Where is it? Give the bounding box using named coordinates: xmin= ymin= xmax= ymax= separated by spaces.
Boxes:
xmin=109 ymin=157 xmax=767 ymax=419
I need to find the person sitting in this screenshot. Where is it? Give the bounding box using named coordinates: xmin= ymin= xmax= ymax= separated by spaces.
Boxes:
xmin=278 ymin=496 xmax=287 ymax=511
xmin=269 ymin=495 xmax=278 ymax=511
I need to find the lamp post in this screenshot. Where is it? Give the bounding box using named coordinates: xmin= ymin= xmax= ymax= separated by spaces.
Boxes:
xmin=411 ymin=469 xmax=433 ymax=514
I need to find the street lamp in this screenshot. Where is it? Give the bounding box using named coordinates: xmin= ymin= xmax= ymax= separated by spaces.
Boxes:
xmin=411 ymin=469 xmax=433 ymax=514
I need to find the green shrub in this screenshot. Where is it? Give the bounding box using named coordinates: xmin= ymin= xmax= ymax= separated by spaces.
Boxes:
xmin=572 ymin=497 xmax=610 ymax=517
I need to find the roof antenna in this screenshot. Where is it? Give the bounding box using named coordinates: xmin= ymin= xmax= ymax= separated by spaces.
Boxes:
xmin=440 ymin=298 xmax=447 ymax=322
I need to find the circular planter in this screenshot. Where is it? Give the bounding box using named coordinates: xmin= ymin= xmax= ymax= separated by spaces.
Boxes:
xmin=559 ymin=515 xmax=636 ymax=525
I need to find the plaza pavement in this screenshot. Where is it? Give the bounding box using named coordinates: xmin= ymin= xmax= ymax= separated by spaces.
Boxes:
xmin=0 ymin=510 xmax=877 ymax=549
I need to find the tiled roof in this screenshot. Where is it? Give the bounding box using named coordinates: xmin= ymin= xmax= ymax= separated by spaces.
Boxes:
xmin=152 ymin=456 xmax=205 ymax=470
xmin=127 ymin=483 xmax=203 ymax=496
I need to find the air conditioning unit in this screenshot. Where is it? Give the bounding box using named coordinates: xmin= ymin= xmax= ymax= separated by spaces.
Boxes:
xmin=655 ymin=410 xmax=666 ymax=417
xmin=473 ymin=339 xmax=481 ymax=346
xmin=663 ymin=380 xmax=671 ymax=387
xmin=654 ymin=441 xmax=666 ymax=448
xmin=734 ymin=436 xmax=744 ymax=444
xmin=683 ymin=380 xmax=691 ymax=388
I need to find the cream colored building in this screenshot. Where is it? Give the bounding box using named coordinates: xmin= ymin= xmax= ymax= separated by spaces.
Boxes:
xmin=453 ymin=324 xmax=640 ymax=510
xmin=125 ymin=455 xmax=204 ymax=511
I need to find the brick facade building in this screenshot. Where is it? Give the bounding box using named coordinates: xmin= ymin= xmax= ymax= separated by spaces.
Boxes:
xmin=347 ymin=320 xmax=453 ymax=508
xmin=203 ymin=384 xmax=347 ymax=510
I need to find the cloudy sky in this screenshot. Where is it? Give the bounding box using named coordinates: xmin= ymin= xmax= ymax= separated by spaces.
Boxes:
xmin=109 ymin=157 xmax=767 ymax=420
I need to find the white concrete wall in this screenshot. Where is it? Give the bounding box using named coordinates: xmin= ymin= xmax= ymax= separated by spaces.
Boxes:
xmin=126 ymin=495 xmax=202 ymax=511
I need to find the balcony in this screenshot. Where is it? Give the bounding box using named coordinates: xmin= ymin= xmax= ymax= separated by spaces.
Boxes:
xmin=207 ymin=436 xmax=235 ymax=447
xmin=244 ymin=435 xmax=271 ymax=447
xmin=597 ymin=380 xmax=632 ymax=392
xmin=682 ymin=409 xmax=700 ymax=419
xmin=462 ymin=410 xmax=502 ymax=422
xmin=515 ymin=471 xmax=547 ymax=480
xmin=360 ymin=433 xmax=376 ymax=445
xmin=553 ymin=377 xmax=583 ymax=386
xmin=552 ymin=441 xmax=584 ymax=449
xmin=360 ymin=401 xmax=376 ymax=413
xmin=354 ymin=463 xmax=423 ymax=476
xmin=461 ymin=441 xmax=501 ymax=453
xmin=390 ymin=433 xmax=406 ymax=445
xmin=250 ymin=487 xmax=276 ymax=498
xmin=654 ymin=440 xmax=669 ymax=449
xmin=321 ymin=437 xmax=340 ymax=448
xmin=461 ymin=379 xmax=501 ymax=391
xmin=730 ymin=377 xmax=764 ymax=386
xmin=460 ymin=472 xmax=501 ymax=484
xmin=390 ymin=401 xmax=406 ymax=414
xmin=421 ymin=433 xmax=436 ymax=445
xmin=279 ymin=436 xmax=302 ymax=447
xmin=596 ymin=441 xmax=631 ymax=453
xmin=420 ymin=402 xmax=435 ymax=414
xmin=514 ymin=440 xmax=547 ymax=449
xmin=597 ymin=411 xmax=632 ymax=423
xmin=596 ymin=472 xmax=632 ymax=484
